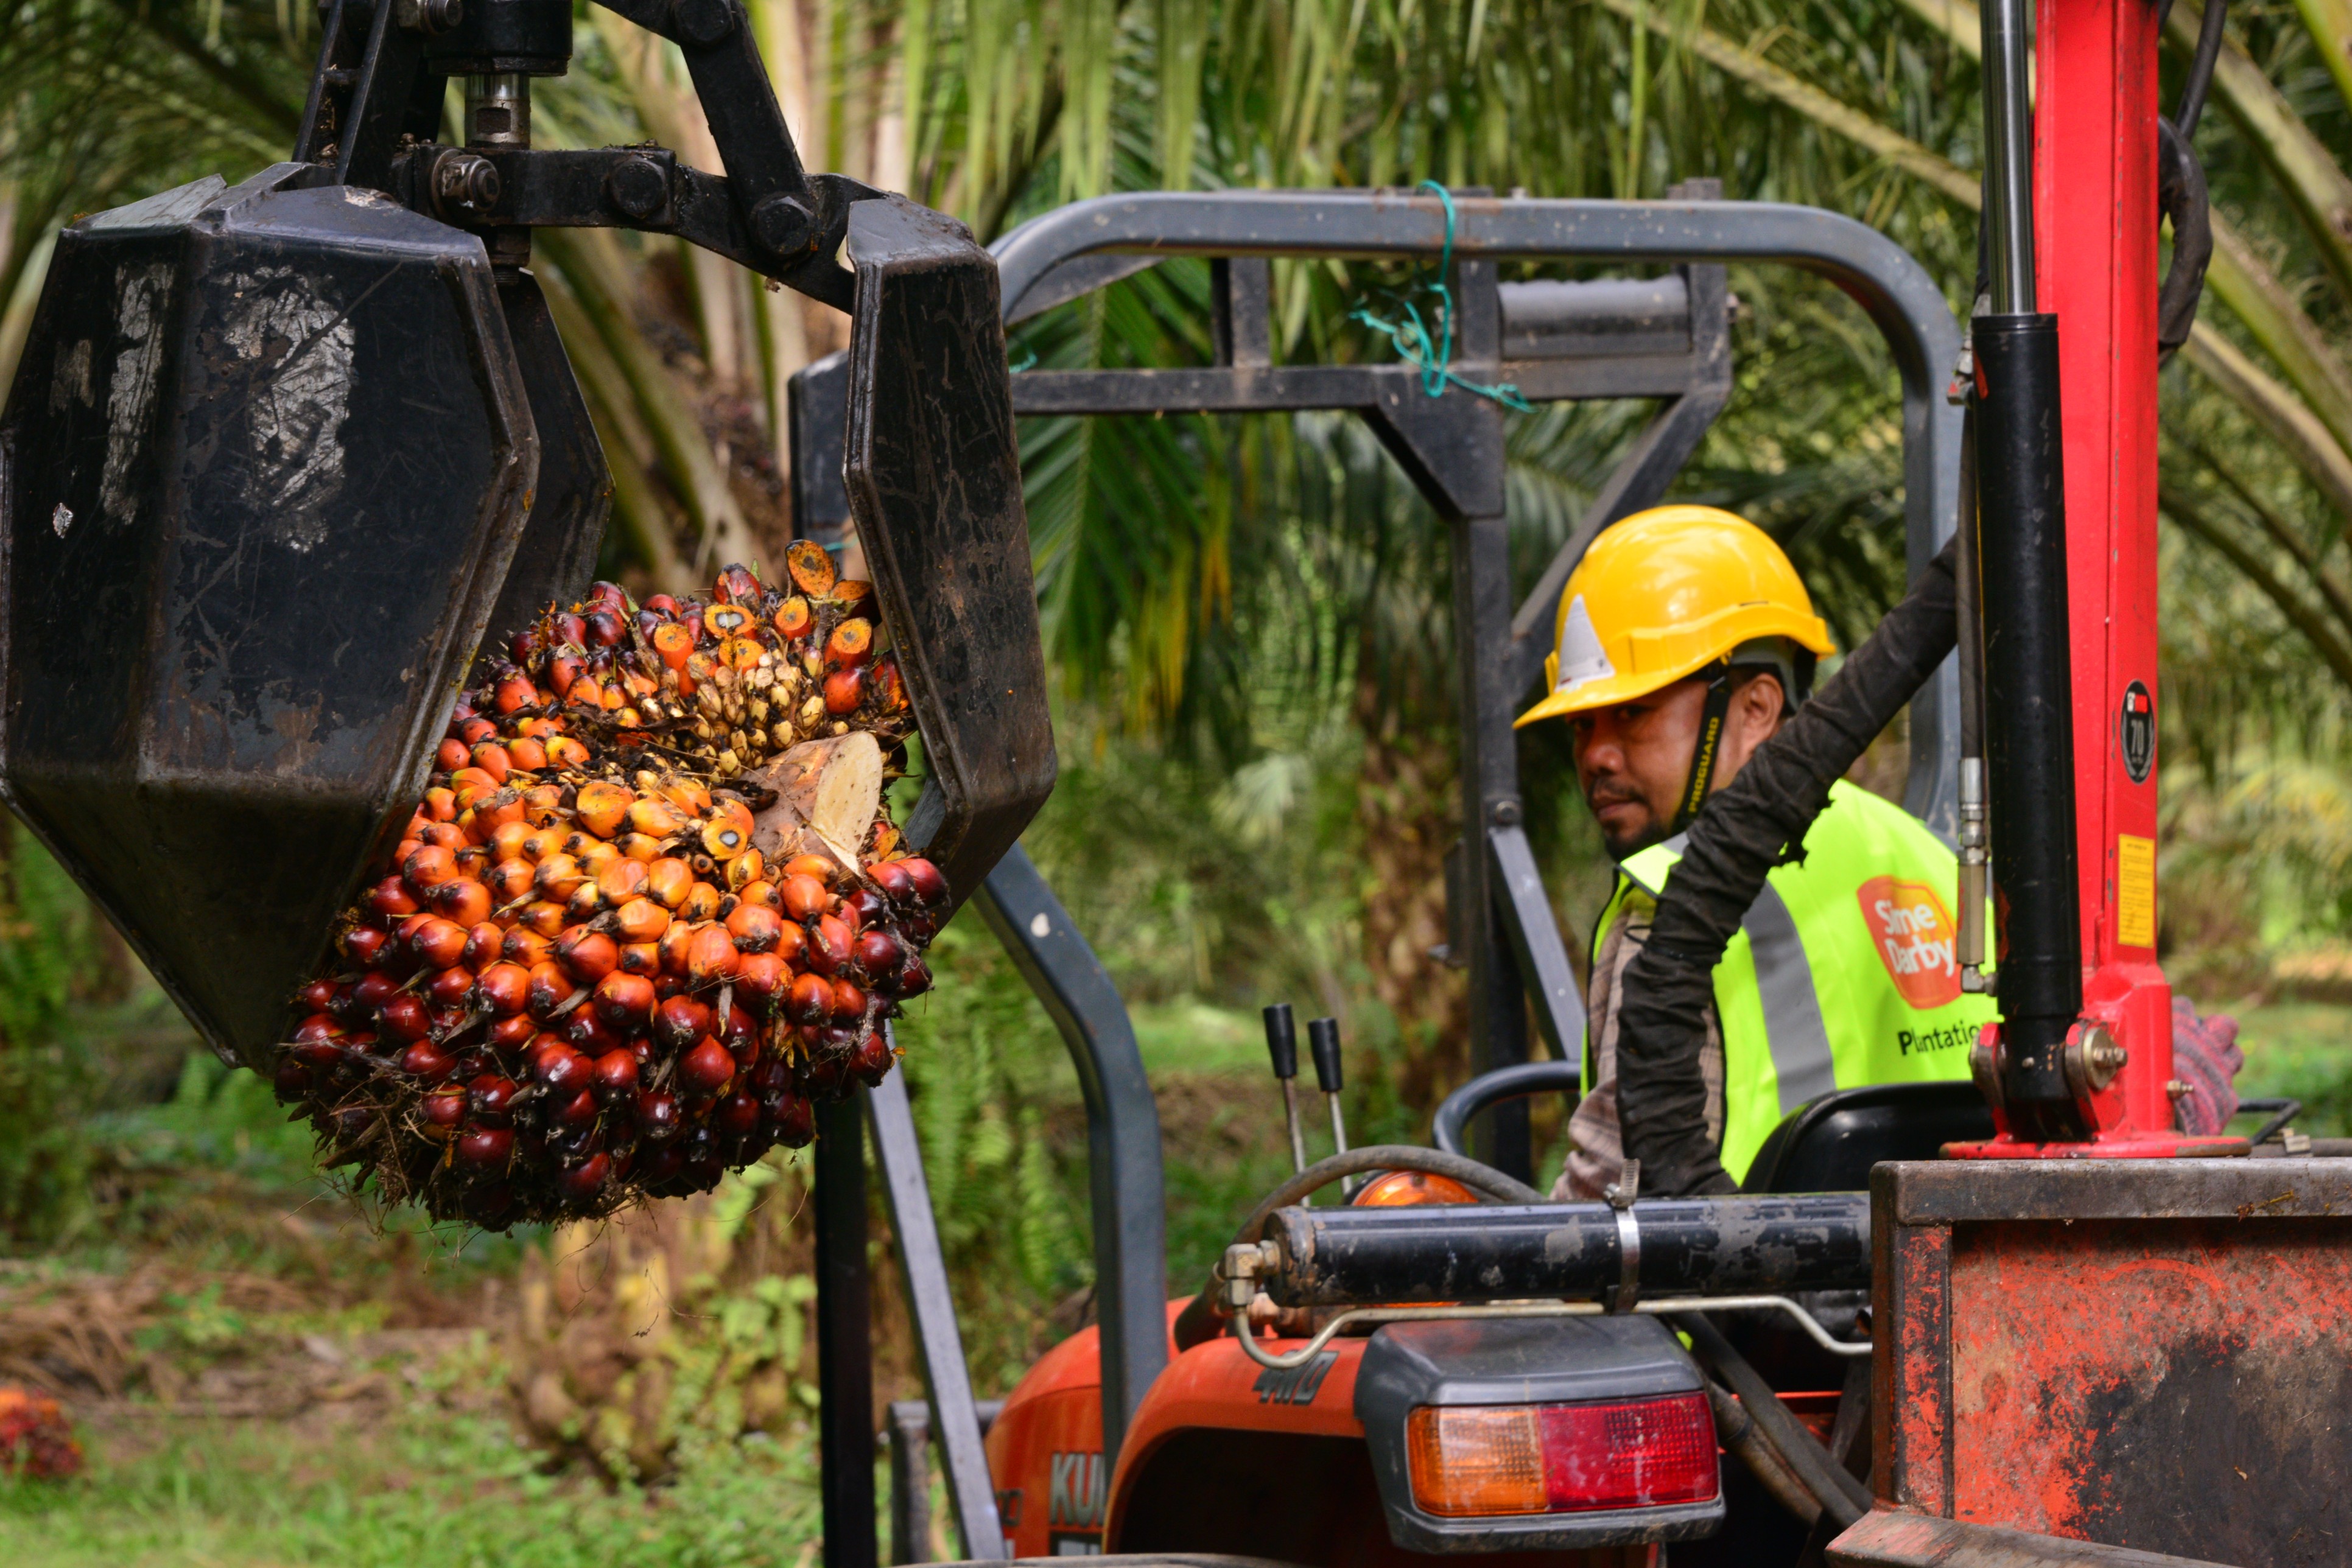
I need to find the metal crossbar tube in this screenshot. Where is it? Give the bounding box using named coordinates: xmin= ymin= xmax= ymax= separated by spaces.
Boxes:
xmin=1225 ymin=1294 xmax=1872 ymax=1372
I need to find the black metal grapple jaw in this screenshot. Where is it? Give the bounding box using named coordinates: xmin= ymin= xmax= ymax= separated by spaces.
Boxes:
xmin=0 ymin=0 xmax=1048 ymax=1069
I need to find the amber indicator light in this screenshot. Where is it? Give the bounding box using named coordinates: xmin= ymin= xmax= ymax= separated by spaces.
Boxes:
xmin=1406 ymin=1393 xmax=1719 ymax=1517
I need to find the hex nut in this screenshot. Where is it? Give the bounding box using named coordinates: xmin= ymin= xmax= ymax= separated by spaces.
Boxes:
xmin=750 ymin=192 xmax=816 ymax=256
xmin=669 ymin=0 xmax=734 ymax=46
xmin=430 ymin=151 xmax=502 ymax=221
xmin=606 ymin=156 xmax=669 ymax=222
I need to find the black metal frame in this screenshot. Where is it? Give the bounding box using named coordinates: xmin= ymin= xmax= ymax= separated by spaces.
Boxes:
xmin=789 ymin=178 xmax=1964 ymax=1566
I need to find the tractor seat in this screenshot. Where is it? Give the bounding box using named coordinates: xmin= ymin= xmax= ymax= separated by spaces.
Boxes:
xmin=1741 ymin=1080 xmax=1996 ymax=1194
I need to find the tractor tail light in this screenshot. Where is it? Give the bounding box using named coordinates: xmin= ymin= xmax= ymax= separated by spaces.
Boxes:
xmin=1406 ymin=1393 xmax=1719 ymax=1517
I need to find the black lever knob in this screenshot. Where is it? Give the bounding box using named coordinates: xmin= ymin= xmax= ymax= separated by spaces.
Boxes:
xmin=1262 ymin=1003 xmax=1298 ymax=1080
xmin=1308 ymin=1017 xmax=1343 ymax=1094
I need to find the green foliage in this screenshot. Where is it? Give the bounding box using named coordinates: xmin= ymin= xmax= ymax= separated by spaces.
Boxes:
xmin=0 ymin=827 xmax=111 ymax=1245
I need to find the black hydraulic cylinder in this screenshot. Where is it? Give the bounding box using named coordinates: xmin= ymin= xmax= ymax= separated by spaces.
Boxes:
xmin=1256 ymin=1194 xmax=1871 ymax=1307
xmin=1973 ymin=313 xmax=2088 ymax=1141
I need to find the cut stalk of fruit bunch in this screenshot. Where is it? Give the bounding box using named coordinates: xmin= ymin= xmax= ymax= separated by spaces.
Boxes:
xmin=276 ymin=553 xmax=944 ymax=1230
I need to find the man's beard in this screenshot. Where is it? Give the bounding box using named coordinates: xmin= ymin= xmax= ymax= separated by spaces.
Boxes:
xmin=1585 ymin=783 xmax=1671 ymax=862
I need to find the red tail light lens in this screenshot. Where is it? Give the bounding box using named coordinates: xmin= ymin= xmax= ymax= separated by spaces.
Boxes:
xmin=1406 ymin=1393 xmax=1719 ymax=1517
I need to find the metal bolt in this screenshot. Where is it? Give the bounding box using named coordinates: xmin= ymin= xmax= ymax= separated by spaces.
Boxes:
xmin=396 ymin=0 xmax=463 ymax=33
xmin=750 ymin=191 xmax=816 ymax=256
xmin=1489 ymin=799 xmax=1523 ymax=827
xmin=430 ymin=150 xmax=502 ymax=221
xmin=606 ymin=155 xmax=669 ymax=222
xmin=670 ymin=0 xmax=735 ymax=45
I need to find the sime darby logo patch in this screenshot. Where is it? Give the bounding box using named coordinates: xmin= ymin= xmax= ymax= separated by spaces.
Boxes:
xmin=1857 ymin=875 xmax=1961 ymax=1009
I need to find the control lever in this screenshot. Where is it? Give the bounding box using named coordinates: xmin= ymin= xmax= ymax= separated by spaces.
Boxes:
xmin=1263 ymin=1004 xmax=1311 ymax=1197
xmin=1307 ymin=1017 xmax=1353 ymax=1196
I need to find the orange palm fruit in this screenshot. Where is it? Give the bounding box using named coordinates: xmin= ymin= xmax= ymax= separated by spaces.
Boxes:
xmin=508 ymin=738 xmax=549 ymax=772
xmin=474 ymin=790 xmax=526 ymax=835
xmin=487 ymin=857 xmax=535 ymax=903
xmin=526 ymin=961 xmax=577 ymax=1019
xmin=871 ymin=654 xmax=908 ymax=712
xmin=772 ymin=922 xmax=806 ymax=966
xmin=564 ymin=882 xmax=605 ymax=923
xmin=787 ymin=971 xmax=831 ymax=1026
xmin=547 ymin=735 xmax=591 ymax=769
xmin=703 ymin=603 xmax=754 ymax=640
xmin=489 ymin=820 xmax=534 ymax=862
xmin=724 ymin=848 xmax=765 ymax=892
xmin=592 ymin=972 xmax=657 ymax=1029
xmin=556 ymin=926 xmax=620 ymax=984
xmin=774 ymin=597 xmax=813 ymax=639
xmin=703 ymin=800 xmax=756 ymax=862
xmin=547 ymin=653 xmax=583 ymax=696
xmin=575 ymin=780 xmax=633 ymax=839
xmin=425 ymin=786 xmax=458 ymax=822
xmin=520 ymin=900 xmax=569 ymax=939
xmin=437 ymin=738 xmax=469 ymax=772
xmin=733 ymin=951 xmax=785 ymax=1005
xmin=830 ymin=979 xmax=867 ymax=1021
xmin=576 ymin=840 xmax=622 ymax=874
xmin=465 ymin=922 xmax=507 ymax=972
xmin=823 ymin=669 xmax=865 ymax=715
xmin=614 ymin=831 xmax=665 ymax=863
xmin=658 ymin=921 xmax=698 ymax=976
xmin=471 ymin=743 xmax=511 ymax=783
xmin=681 ymin=881 xmax=723 ymax=922
xmin=596 ymin=858 xmax=650 ymax=906
xmin=726 ymin=903 xmax=783 ymax=953
xmin=517 ymin=827 xmax=563 ymax=863
xmin=627 ymin=797 xmax=682 ymax=839
xmin=412 ymin=917 xmax=469 ymax=971
xmin=618 ymin=941 xmax=662 ymax=977
xmin=780 ymin=873 xmax=829 ymax=921
xmin=687 ymin=925 xmax=740 ymax=985
xmin=421 ymin=821 xmax=468 ymax=852
xmin=502 ymin=928 xmax=553 ymax=967
xmin=614 ymin=897 xmax=670 ymax=944
xmin=785 ymin=540 xmax=837 ymax=597
xmin=824 ymin=618 xmax=873 ymax=670
xmin=737 ymin=879 xmax=779 ymax=911
xmin=404 ymin=844 xmax=460 ymax=891
xmin=476 ymin=962 xmax=532 ymax=1015
xmin=646 ymin=858 xmax=695 ymax=909
xmin=534 ymin=854 xmax=587 ymax=900
xmin=523 ymin=785 xmax=566 ymax=825
xmin=868 ymin=821 xmax=900 ymax=859
xmin=832 ymin=579 xmax=874 ymax=611
xmin=450 ymin=767 xmax=502 ymax=807
xmin=781 ymin=853 xmax=836 ymax=886
xmin=427 ymin=878 xmax=492 ymax=928
xmin=652 ymin=623 xmax=695 ymax=670
xmin=494 ymin=673 xmax=537 ymax=714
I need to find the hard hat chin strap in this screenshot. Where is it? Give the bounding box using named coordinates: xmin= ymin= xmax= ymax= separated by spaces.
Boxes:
xmin=1669 ymin=663 xmax=1739 ymax=836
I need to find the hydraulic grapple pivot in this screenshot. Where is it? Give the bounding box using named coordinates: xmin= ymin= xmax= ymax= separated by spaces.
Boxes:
xmin=0 ymin=0 xmax=1051 ymax=1073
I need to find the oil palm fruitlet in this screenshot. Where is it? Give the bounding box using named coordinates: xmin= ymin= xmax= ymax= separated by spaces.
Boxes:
xmin=272 ymin=550 xmax=943 ymax=1227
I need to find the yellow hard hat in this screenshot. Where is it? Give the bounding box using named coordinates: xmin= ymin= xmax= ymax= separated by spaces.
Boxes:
xmin=1515 ymin=505 xmax=1836 ymax=728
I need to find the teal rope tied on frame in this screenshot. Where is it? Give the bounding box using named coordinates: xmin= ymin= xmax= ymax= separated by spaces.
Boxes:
xmin=1347 ymin=180 xmax=1534 ymax=413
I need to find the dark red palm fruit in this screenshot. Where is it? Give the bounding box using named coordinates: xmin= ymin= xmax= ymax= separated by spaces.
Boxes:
xmin=853 ymin=928 xmax=904 ymax=982
xmin=272 ymin=1059 xmax=314 ymax=1102
xmin=807 ymin=915 xmax=852 ymax=976
xmin=897 ymin=955 xmax=933 ymax=998
xmin=292 ymin=1013 xmax=344 ymax=1045
xmin=896 ymin=858 xmax=948 ymax=906
xmin=636 ymin=1144 xmax=687 ymax=1187
xmin=289 ymin=1034 xmax=345 ymax=1069
xmin=427 ymin=966 xmax=476 ymax=1009
xmin=488 ymin=1013 xmax=538 ymax=1054
xmin=654 ymin=995 xmax=713 ymax=1053
xmin=848 ymin=1031 xmax=893 ymax=1086
xmin=342 ymin=925 xmax=391 ymax=969
xmin=462 ymin=921 xmax=504 ymax=972
xmin=843 ymin=887 xmax=888 ymax=928
xmin=546 ymin=653 xmax=583 ymax=698
xmin=635 ymin=608 xmax=667 ymax=643
xmin=411 ymin=917 xmax=470 ymax=971
xmin=720 ymin=1004 xmax=758 ymax=1053
xmin=532 ymin=1041 xmax=592 ymax=1097
xmin=786 ymin=972 xmax=832 ymax=1026
xmin=636 ymin=1090 xmax=683 ymax=1143
xmin=552 ymin=1087 xmax=600 ymax=1131
xmin=367 ymin=875 xmax=422 ymax=922
xmin=724 ymin=903 xmax=782 ymax=954
xmin=750 ymin=1056 xmax=793 ymax=1096
xmin=830 ymin=980 xmax=868 ymax=1021
xmin=563 ymin=1007 xmax=623 ymax=1056
xmin=429 ymin=1002 xmax=471 ymax=1038
xmin=552 ymin=609 xmax=588 ymax=648
xmin=732 ymin=951 xmax=785 ymax=1007
xmin=556 ymin=928 xmax=619 ymax=984
xmin=351 ymin=981 xmax=400 ymax=1031
xmin=591 ymin=972 xmax=657 ymax=1029
xmin=510 ymin=625 xmax=546 ymax=665
xmin=678 ymin=1036 xmax=735 ymax=1095
xmin=459 ymin=716 xmax=499 ymax=746
xmin=469 ymin=1074 xmax=519 ymax=1125
xmin=475 ymin=962 xmax=531 ymax=1016
xmin=379 ymin=992 xmax=432 ymax=1043
xmin=869 ymin=861 xmax=914 ymax=905
xmin=798 ymin=1051 xmax=844 ymax=1099
xmin=421 ymin=1087 xmax=468 ymax=1140
xmin=583 ymin=607 xmax=625 ymax=648
xmin=557 ymin=1152 xmax=612 ymax=1202
xmin=822 ymin=668 xmax=865 ymax=715
xmin=591 ymin=1049 xmax=639 ymax=1105
xmin=716 ymin=1092 xmax=760 ymax=1136
xmin=401 ymin=1041 xmax=457 ymax=1081
xmin=525 ymin=961 xmax=577 ymax=1020
xmin=718 ymin=564 xmax=762 ymax=603
xmin=768 ymin=1094 xmax=816 ymax=1147
xmin=297 ymin=977 xmax=342 ymax=1014
xmin=779 ymin=874 xmax=829 ymax=921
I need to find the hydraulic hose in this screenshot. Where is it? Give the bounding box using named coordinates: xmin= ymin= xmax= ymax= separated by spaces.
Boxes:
xmin=1671 ymin=1312 xmax=1870 ymax=1527
xmin=1702 ymin=1378 xmax=1822 ymax=1527
xmin=1613 ymin=539 xmax=1961 ymax=1196
xmin=1170 ymin=1146 xmax=1543 ymax=1351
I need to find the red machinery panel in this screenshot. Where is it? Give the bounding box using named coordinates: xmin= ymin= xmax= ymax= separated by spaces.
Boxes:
xmin=1873 ymin=1160 xmax=2352 ymax=1562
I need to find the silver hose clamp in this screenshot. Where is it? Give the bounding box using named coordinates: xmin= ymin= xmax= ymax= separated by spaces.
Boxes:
xmin=1604 ymin=1158 xmax=1641 ymax=1313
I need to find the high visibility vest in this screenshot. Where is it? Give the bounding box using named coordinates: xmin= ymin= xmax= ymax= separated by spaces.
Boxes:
xmin=1588 ymin=781 xmax=1998 ymax=1182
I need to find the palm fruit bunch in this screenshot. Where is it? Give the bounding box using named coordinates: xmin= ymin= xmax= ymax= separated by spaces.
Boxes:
xmin=272 ymin=544 xmax=949 ymax=1228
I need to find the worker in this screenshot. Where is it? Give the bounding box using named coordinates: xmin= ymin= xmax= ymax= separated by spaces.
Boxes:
xmin=1515 ymin=506 xmax=1998 ymax=1199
